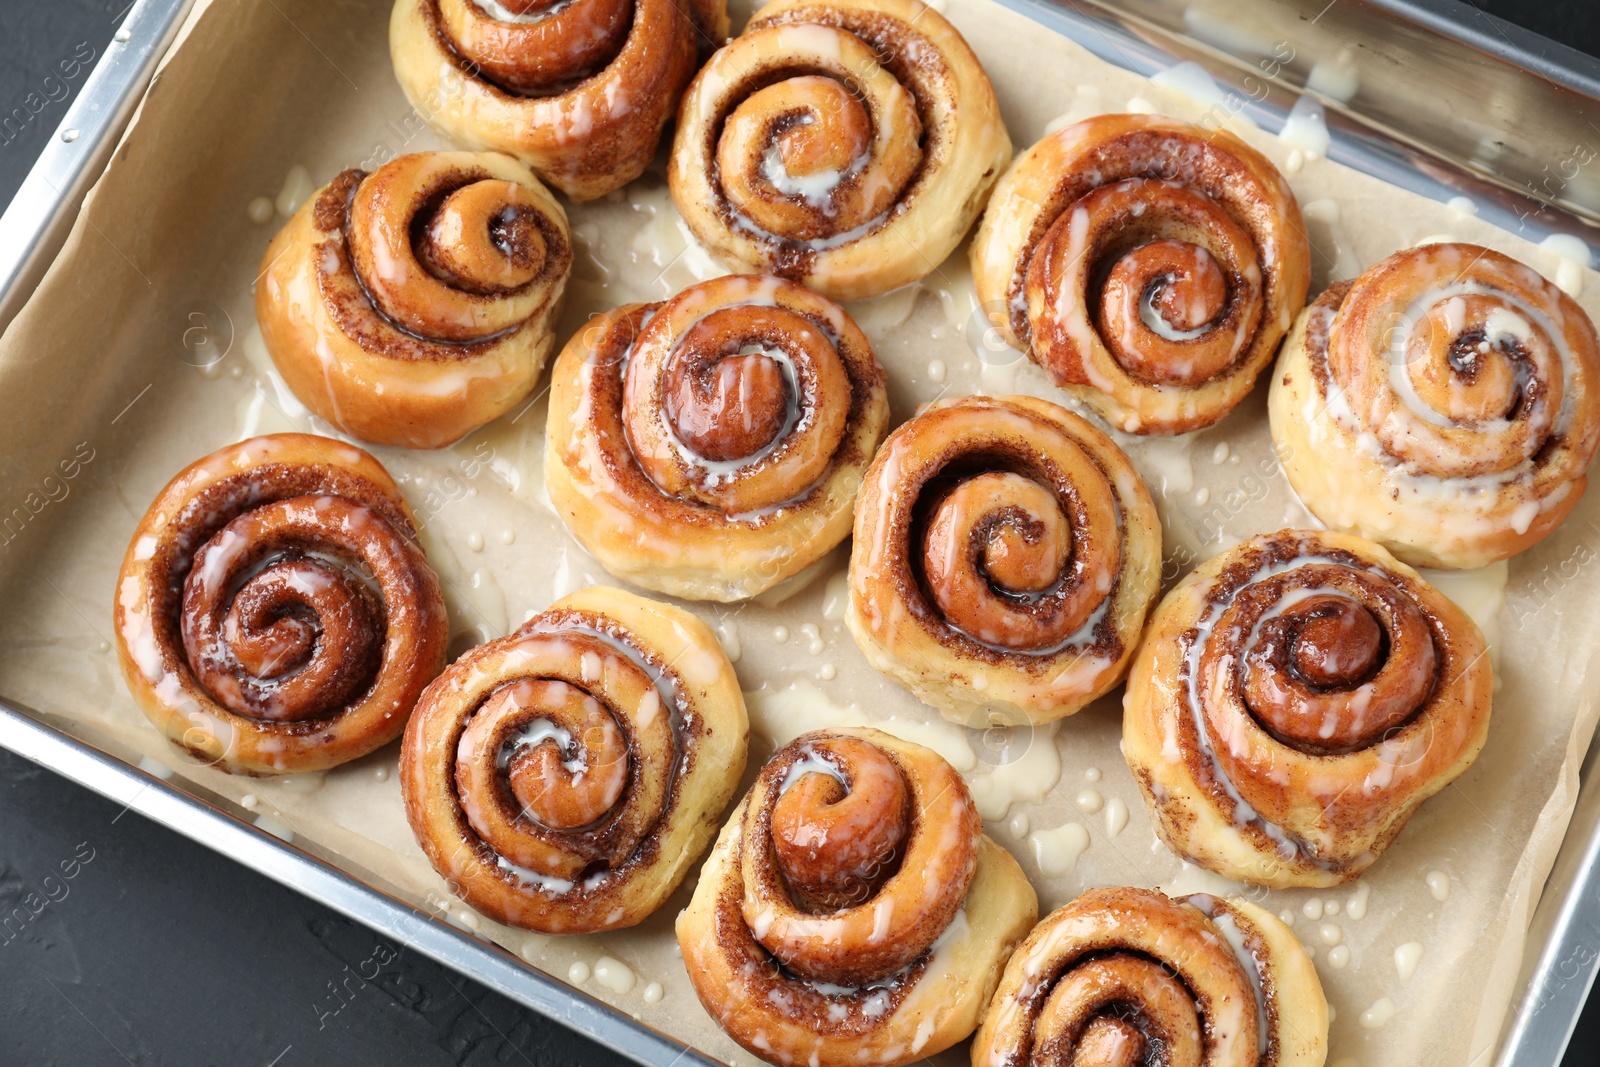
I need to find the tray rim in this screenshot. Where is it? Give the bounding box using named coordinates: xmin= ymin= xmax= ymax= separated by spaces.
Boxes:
xmin=0 ymin=0 xmax=196 ymax=337
xmin=2 ymin=0 xmax=1598 ymax=1064
xmin=0 ymin=700 xmax=719 ymax=1067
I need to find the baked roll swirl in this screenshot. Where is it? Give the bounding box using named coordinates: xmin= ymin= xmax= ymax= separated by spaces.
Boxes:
xmin=401 ymin=586 xmax=747 ymax=933
xmin=1123 ymin=529 xmax=1492 ymax=888
xmin=973 ymin=886 xmax=1328 ymax=1067
xmin=972 ymin=114 xmax=1311 ymax=434
xmin=669 ymin=0 xmax=1011 ymax=300
xmin=113 ymin=434 xmax=449 ymax=776
xmin=389 ymin=0 xmax=727 ymax=201
xmin=547 ymin=274 xmax=889 ymax=601
xmin=847 ymin=395 xmax=1160 ymax=726
xmin=257 ymin=152 xmax=571 ymax=450
xmin=1270 ymin=242 xmax=1600 ymax=569
xmin=678 ymin=728 xmax=1037 ymax=1067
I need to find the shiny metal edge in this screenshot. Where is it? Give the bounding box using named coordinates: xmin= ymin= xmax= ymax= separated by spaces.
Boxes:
xmin=1 ymin=0 xmax=1598 ymax=1064
xmin=994 ymin=7 xmax=1600 ymax=1062
xmin=991 ymin=7 xmax=1600 ymax=1062
xmin=1012 ymin=0 xmax=1595 ymax=245
xmin=1367 ymin=0 xmax=1600 ymax=99
xmin=0 ymin=0 xmax=196 ymax=336
xmin=1493 ymin=732 xmax=1600 ymax=1067
xmin=0 ymin=701 xmax=715 ymax=1067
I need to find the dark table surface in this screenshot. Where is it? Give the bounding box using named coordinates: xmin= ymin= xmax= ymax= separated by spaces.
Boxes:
xmin=3 ymin=1 xmax=1599 ymax=1065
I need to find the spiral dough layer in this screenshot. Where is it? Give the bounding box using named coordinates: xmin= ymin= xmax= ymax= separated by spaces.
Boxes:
xmin=389 ymin=0 xmax=728 ymax=201
xmin=677 ymin=728 xmax=1037 ymax=1067
xmin=546 ymin=274 xmax=889 ymax=601
xmin=669 ymin=0 xmax=1012 ymax=300
xmin=113 ymin=434 xmax=449 ymax=776
xmin=401 ymin=586 xmax=747 ymax=933
xmin=1123 ymin=529 xmax=1492 ymax=887
xmin=1269 ymin=242 xmax=1600 ymax=569
xmin=847 ymin=395 xmax=1160 ymax=726
xmin=972 ymin=114 xmax=1311 ymax=434
xmin=256 ymin=152 xmax=571 ymax=449
xmin=973 ymin=886 xmax=1328 ymax=1067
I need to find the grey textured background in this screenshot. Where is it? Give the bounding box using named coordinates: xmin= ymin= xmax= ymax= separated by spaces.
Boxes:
xmin=0 ymin=1 xmax=1596 ymax=1064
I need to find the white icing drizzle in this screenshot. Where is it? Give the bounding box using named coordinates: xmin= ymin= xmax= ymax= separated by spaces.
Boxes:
xmin=593 ymin=955 xmax=637 ymax=994
xmin=1184 ymin=894 xmax=1268 ymax=1055
xmin=471 ymin=0 xmax=579 ymax=23
xmin=1540 ymin=233 xmax=1590 ymax=298
xmin=498 ymin=719 xmax=583 ymax=775
xmin=741 ymin=683 xmax=1059 ymax=821
xmin=760 ymin=136 xmax=868 ymax=209
xmin=1279 ymin=95 xmax=1331 ymax=160
xmin=1346 ymin=880 xmax=1371 ymax=920
xmin=1027 ymin=823 xmax=1089 ymax=875
xmin=1178 ymin=551 xmax=1390 ymax=863
xmin=1149 ymin=61 xmax=1226 ymax=107
xmin=665 ymin=344 xmax=804 ymax=485
xmin=1312 ymin=251 xmax=1586 ymax=547
xmin=1394 ymin=940 xmax=1424 ymax=982
xmin=1360 ymin=996 xmax=1397 ymax=1028
xmin=1139 ymin=282 xmax=1212 ymax=341
xmin=1104 ymin=797 xmax=1129 ymax=838
xmin=778 ymin=746 xmax=847 ymax=794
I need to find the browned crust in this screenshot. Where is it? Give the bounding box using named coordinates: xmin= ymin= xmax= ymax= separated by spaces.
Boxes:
xmin=113 ymin=435 xmax=449 ymax=775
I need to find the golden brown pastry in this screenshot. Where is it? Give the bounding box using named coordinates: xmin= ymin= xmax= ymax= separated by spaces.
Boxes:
xmin=256 ymin=151 xmax=570 ymax=449
xmin=389 ymin=0 xmax=727 ymax=201
xmin=847 ymin=395 xmax=1160 ymax=726
xmin=401 ymin=586 xmax=746 ymax=933
xmin=1270 ymin=242 xmax=1600 ymax=569
xmin=974 ymin=886 xmax=1328 ymax=1067
xmin=546 ymin=274 xmax=889 ymax=601
xmin=678 ymin=728 xmax=1038 ymax=1067
xmin=1124 ymin=529 xmax=1492 ymax=888
xmin=972 ymin=114 xmax=1311 ymax=434
xmin=669 ymin=0 xmax=1011 ymax=300
xmin=113 ymin=434 xmax=448 ymax=776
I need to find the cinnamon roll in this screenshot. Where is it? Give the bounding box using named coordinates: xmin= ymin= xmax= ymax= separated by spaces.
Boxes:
xmin=389 ymin=0 xmax=727 ymax=201
xmin=113 ymin=434 xmax=449 ymax=776
xmin=401 ymin=586 xmax=747 ymax=933
xmin=973 ymin=886 xmax=1328 ymax=1067
xmin=847 ymin=395 xmax=1160 ymax=726
xmin=669 ymin=0 xmax=1011 ymax=301
xmin=1124 ymin=529 xmax=1492 ymax=888
xmin=678 ymin=728 xmax=1037 ymax=1067
xmin=1270 ymin=242 xmax=1600 ymax=569
xmin=972 ymin=114 xmax=1311 ymax=435
xmin=546 ymin=274 xmax=889 ymax=601
xmin=256 ymin=152 xmax=571 ymax=450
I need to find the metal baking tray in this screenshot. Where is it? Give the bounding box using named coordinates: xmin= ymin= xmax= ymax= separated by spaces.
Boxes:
xmin=1 ymin=0 xmax=1597 ymax=1064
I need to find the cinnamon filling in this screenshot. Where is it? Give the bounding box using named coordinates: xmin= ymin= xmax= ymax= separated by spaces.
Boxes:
xmin=434 ymin=0 xmax=635 ymax=96
xmin=344 ymin=158 xmax=562 ymax=342
xmin=1030 ymin=956 xmax=1202 ymax=1067
xmin=914 ymin=459 xmax=1116 ymax=653
xmin=980 ymin=889 xmax=1265 ymax=1067
xmin=449 ymin=626 xmax=682 ymax=884
xmin=739 ymin=732 xmax=978 ymax=988
xmin=1319 ymin=243 xmax=1576 ymax=478
xmin=1405 ymin=296 xmax=1534 ymax=424
xmin=770 ymin=740 xmax=908 ymax=912
xmin=716 ymin=69 xmax=919 ymax=242
xmin=179 ymin=495 xmax=407 ymax=723
xmin=620 ymin=280 xmax=855 ymax=515
xmin=664 ymin=348 xmax=792 ymax=463
xmin=1030 ymin=175 xmax=1262 ymax=388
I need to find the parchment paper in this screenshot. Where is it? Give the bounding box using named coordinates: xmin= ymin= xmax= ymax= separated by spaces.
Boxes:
xmin=1 ymin=0 xmax=1597 ymax=1063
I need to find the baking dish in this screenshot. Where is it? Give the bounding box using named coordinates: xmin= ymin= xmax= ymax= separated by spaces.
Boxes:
xmin=1 ymin=0 xmax=1597 ymax=1064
